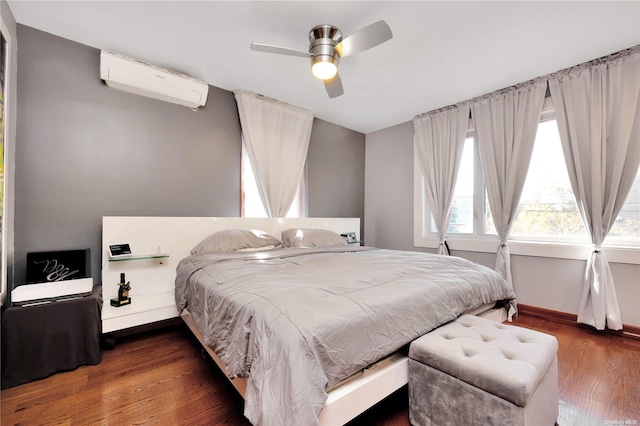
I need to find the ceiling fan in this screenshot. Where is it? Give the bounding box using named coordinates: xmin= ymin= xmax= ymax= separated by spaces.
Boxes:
xmin=250 ymin=20 xmax=393 ymax=98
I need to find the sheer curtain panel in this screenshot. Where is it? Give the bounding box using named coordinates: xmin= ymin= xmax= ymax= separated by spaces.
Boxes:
xmin=234 ymin=90 xmax=313 ymax=217
xmin=471 ymin=80 xmax=547 ymax=284
xmin=548 ymin=46 xmax=640 ymax=331
xmin=414 ymin=104 xmax=470 ymax=254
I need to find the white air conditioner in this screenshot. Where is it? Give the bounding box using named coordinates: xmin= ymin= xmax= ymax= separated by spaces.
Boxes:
xmin=100 ymin=50 xmax=208 ymax=108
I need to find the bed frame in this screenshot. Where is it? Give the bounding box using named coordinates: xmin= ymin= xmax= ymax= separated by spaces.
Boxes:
xmin=101 ymin=216 xmax=506 ymax=425
xmin=182 ymin=303 xmax=504 ymax=425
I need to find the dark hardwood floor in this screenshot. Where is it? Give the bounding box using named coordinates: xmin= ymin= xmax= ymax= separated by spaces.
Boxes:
xmin=2 ymin=315 xmax=639 ymax=425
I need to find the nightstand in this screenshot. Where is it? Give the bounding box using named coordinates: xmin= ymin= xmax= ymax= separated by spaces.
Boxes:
xmin=1 ymin=286 xmax=102 ymax=389
xmin=101 ymin=254 xmax=178 ymax=334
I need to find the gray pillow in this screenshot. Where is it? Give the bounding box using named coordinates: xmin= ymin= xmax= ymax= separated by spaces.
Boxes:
xmin=282 ymin=228 xmax=348 ymax=248
xmin=191 ymin=229 xmax=282 ymax=254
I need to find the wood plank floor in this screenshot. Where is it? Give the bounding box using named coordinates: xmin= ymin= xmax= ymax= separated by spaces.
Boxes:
xmin=2 ymin=314 xmax=639 ymax=425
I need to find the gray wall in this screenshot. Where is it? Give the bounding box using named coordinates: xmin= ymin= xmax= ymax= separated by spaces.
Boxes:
xmin=1 ymin=0 xmax=17 ymax=305
xmin=364 ymin=122 xmax=415 ymax=251
xmin=365 ymin=121 xmax=640 ymax=328
xmin=14 ymin=25 xmax=365 ymax=287
xmin=308 ymin=118 xmax=365 ymax=238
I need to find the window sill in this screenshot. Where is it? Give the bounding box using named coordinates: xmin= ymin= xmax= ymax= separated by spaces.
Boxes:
xmin=414 ymin=235 xmax=640 ymax=265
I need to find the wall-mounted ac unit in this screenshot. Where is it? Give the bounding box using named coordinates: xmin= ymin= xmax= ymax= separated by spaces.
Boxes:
xmin=100 ymin=50 xmax=208 ymax=109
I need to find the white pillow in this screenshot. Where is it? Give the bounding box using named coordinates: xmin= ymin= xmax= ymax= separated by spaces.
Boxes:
xmin=191 ymin=229 xmax=282 ymax=254
xmin=282 ymin=228 xmax=348 ymax=248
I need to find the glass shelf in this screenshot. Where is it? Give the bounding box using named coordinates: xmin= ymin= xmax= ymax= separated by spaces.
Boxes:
xmin=108 ymin=254 xmax=169 ymax=262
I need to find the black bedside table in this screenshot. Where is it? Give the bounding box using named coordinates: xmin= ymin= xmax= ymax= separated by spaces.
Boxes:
xmin=1 ymin=285 xmax=103 ymax=389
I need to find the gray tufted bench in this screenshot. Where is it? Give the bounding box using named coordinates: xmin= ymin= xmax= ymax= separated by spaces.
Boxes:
xmin=408 ymin=314 xmax=558 ymax=426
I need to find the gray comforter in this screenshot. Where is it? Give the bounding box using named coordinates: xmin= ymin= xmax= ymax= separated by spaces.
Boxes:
xmin=175 ymin=246 xmax=516 ymax=426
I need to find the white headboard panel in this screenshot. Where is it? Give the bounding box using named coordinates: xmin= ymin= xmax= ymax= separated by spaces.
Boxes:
xmin=101 ymin=217 xmax=360 ymax=302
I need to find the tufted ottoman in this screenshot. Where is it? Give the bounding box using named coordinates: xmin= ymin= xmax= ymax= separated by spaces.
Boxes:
xmin=408 ymin=314 xmax=558 ymax=426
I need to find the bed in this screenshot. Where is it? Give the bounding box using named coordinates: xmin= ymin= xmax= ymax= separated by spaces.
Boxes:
xmin=170 ymin=220 xmax=517 ymax=426
xmin=101 ymin=217 xmax=515 ymax=425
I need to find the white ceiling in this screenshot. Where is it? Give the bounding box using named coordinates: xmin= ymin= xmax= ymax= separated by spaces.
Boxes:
xmin=7 ymin=1 xmax=640 ymax=134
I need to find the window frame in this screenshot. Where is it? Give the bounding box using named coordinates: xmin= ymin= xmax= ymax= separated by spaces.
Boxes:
xmin=413 ymin=98 xmax=640 ymax=265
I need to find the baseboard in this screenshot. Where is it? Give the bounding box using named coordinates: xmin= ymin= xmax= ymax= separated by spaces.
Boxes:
xmin=517 ymin=304 xmax=640 ymax=341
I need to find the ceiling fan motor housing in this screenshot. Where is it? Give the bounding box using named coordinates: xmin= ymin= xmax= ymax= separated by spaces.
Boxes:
xmin=250 ymin=20 xmax=391 ymax=97
xmin=309 ymin=24 xmax=342 ymax=72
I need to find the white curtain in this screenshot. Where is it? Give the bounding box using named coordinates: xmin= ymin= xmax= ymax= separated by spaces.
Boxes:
xmin=414 ymin=104 xmax=470 ymax=254
xmin=234 ymin=90 xmax=313 ymax=217
xmin=471 ymin=80 xmax=547 ymax=283
xmin=548 ymin=46 xmax=640 ymax=331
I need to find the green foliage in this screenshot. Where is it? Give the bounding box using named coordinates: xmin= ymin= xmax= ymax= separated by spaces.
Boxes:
xmin=512 ymin=185 xmax=585 ymax=237
xmin=512 ymin=184 xmax=640 ymax=239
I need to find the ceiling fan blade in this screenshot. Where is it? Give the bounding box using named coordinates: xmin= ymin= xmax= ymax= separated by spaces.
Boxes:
xmin=250 ymin=43 xmax=311 ymax=58
xmin=324 ymin=74 xmax=344 ymax=98
xmin=335 ymin=20 xmax=393 ymax=58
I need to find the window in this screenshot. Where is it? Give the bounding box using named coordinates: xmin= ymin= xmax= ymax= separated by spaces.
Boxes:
xmin=429 ymin=137 xmax=475 ymax=234
xmin=415 ymin=104 xmax=639 ymax=263
xmin=241 ymin=143 xmax=306 ymax=218
xmin=608 ymin=169 xmax=640 ymax=241
xmin=509 ymin=119 xmax=586 ymax=241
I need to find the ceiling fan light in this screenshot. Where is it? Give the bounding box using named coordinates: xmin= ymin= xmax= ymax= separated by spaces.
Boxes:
xmin=312 ymin=61 xmax=337 ymax=80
